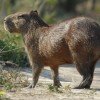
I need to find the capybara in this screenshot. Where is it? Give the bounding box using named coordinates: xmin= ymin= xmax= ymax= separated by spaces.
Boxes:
xmin=4 ymin=10 xmax=100 ymax=89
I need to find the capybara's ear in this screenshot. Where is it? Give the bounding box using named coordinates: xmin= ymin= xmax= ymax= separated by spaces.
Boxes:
xmin=30 ymin=10 xmax=38 ymax=18
xmin=33 ymin=10 xmax=38 ymax=15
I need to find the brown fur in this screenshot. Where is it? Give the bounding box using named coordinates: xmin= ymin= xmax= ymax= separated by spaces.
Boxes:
xmin=4 ymin=10 xmax=100 ymax=89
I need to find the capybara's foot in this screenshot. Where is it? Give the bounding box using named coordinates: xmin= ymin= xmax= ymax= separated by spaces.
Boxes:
xmin=74 ymin=85 xmax=90 ymax=89
xmin=27 ymin=83 xmax=35 ymax=88
xmin=54 ymin=81 xmax=62 ymax=88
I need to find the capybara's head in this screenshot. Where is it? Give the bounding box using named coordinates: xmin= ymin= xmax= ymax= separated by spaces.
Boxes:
xmin=4 ymin=10 xmax=48 ymax=34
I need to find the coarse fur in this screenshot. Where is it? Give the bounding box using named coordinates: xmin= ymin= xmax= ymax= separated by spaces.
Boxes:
xmin=4 ymin=10 xmax=100 ymax=89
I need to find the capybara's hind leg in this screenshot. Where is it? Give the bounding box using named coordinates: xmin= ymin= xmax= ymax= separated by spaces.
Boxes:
xmin=50 ymin=66 xmax=62 ymax=87
xmin=28 ymin=64 xmax=43 ymax=88
xmin=74 ymin=61 xmax=96 ymax=89
xmin=75 ymin=75 xmax=93 ymax=89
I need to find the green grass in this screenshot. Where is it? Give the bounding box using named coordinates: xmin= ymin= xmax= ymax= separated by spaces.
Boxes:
xmin=47 ymin=84 xmax=64 ymax=93
xmin=0 ymin=25 xmax=29 ymax=67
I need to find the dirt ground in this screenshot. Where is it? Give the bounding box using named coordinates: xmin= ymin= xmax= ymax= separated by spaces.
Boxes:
xmin=6 ymin=61 xmax=100 ymax=100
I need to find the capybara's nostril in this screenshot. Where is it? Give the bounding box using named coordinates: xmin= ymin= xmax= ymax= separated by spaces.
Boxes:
xmin=4 ymin=17 xmax=8 ymax=22
xmin=4 ymin=18 xmax=6 ymax=22
xmin=4 ymin=18 xmax=12 ymax=25
xmin=4 ymin=17 xmax=11 ymax=23
xmin=4 ymin=19 xmax=6 ymax=22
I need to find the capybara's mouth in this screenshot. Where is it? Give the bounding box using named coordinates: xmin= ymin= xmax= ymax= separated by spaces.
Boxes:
xmin=4 ymin=20 xmax=15 ymax=33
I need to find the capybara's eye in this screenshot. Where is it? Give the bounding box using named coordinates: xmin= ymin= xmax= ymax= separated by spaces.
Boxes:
xmin=18 ymin=15 xmax=25 ymax=19
xmin=18 ymin=15 xmax=29 ymax=20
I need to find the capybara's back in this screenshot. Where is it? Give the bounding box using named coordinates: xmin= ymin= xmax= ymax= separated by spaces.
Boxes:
xmin=4 ymin=11 xmax=100 ymax=89
xmin=67 ymin=17 xmax=100 ymax=61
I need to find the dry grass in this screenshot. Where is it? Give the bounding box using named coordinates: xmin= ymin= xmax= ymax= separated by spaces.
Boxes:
xmin=0 ymin=66 xmax=29 ymax=92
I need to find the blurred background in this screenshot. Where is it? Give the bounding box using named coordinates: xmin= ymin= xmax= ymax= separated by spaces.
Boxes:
xmin=0 ymin=0 xmax=100 ymax=67
xmin=0 ymin=0 xmax=100 ymax=23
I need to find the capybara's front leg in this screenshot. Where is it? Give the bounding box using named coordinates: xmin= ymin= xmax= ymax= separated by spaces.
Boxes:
xmin=50 ymin=66 xmax=62 ymax=87
xmin=28 ymin=64 xmax=43 ymax=88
